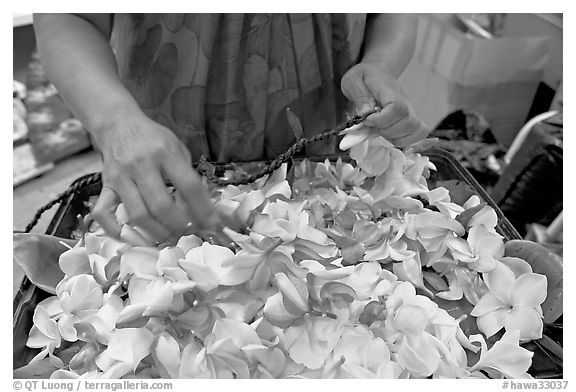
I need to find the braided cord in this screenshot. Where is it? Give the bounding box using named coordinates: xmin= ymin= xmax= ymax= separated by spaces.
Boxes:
xmin=24 ymin=172 xmax=102 ymax=233
xmin=24 ymin=107 xmax=379 ymax=232
xmin=197 ymin=107 xmax=380 ymax=187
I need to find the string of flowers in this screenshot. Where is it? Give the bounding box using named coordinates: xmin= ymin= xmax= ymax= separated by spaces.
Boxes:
xmin=26 ymin=124 xmax=547 ymax=379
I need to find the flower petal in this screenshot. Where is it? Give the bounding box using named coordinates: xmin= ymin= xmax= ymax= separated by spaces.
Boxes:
xmin=397 ymin=334 xmax=440 ymax=377
xmin=179 ymin=259 xmax=219 ymax=291
xmin=120 ymin=247 xmax=159 ymax=278
xmin=263 ymin=292 xmax=299 ymax=324
xmin=116 ymin=303 xmax=148 ymax=325
xmin=59 ymin=248 xmax=91 ymax=277
xmin=33 ymin=304 xmax=60 ymax=340
xmin=213 ymin=318 xmax=261 ymax=348
xmin=156 ymin=333 xmax=181 ymax=378
xmin=471 ymin=292 xmax=507 ymax=317
xmin=264 ymin=180 xmax=292 ymax=200
xmin=500 ymin=257 xmax=533 ymax=278
xmin=510 ymin=273 xmax=547 ymax=308
xmin=26 ymin=325 xmax=54 ymax=348
xmin=470 ymin=330 xmax=533 ymax=378
xmin=102 ymin=361 xmax=134 ymax=379
xmin=235 ymin=190 xmax=266 ymax=223
xmin=483 ymin=261 xmax=516 ymax=304
xmin=176 ymin=234 xmax=202 ymax=253
xmin=57 ymin=314 xmax=78 ymax=342
xmin=104 ymin=327 xmax=155 ymax=371
xmin=339 ymin=127 xmax=371 ymax=150
xmin=463 ymin=196 xmax=481 ymax=209
xmin=274 ymin=273 xmax=309 ymax=315
xmin=505 ymin=305 xmax=543 ymax=341
xmin=142 ymin=278 xmax=174 ymax=314
xmin=283 ymin=317 xmax=342 ymax=369
xmin=476 ymin=308 xmax=511 ymax=338
xmin=467 ymin=226 xmax=504 ymax=273
xmin=393 ymin=304 xmax=428 ymax=336
xmin=468 ymin=205 xmax=498 ymax=230
xmin=157 ymin=247 xmax=183 ymax=275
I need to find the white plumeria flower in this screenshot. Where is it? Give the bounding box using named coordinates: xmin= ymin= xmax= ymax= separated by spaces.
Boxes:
xmin=472 ymin=260 xmax=547 ymax=341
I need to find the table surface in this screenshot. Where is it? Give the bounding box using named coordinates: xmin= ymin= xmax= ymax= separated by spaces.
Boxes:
xmin=13 ymin=149 xmax=102 ymax=298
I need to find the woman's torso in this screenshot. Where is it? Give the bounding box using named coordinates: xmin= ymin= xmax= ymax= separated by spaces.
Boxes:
xmin=111 ymin=13 xmax=366 ymax=162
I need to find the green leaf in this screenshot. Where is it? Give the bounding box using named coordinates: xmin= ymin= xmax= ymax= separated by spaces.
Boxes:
xmin=13 ymin=233 xmax=74 ymax=294
xmin=13 ymin=358 xmax=58 ymax=379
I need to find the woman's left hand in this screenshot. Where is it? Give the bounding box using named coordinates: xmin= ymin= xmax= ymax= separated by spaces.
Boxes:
xmin=341 ymin=62 xmax=428 ymax=147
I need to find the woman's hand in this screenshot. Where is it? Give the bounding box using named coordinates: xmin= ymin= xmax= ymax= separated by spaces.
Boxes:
xmin=341 ymin=62 xmax=428 ymax=147
xmin=33 ymin=15 xmax=217 ymax=242
xmin=91 ymin=113 xmax=216 ymax=242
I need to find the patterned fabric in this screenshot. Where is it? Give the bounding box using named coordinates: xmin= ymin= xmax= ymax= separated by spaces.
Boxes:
xmin=110 ymin=13 xmax=366 ymax=162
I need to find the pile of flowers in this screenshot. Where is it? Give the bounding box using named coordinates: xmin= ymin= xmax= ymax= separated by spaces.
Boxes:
xmin=26 ymin=127 xmax=548 ymax=379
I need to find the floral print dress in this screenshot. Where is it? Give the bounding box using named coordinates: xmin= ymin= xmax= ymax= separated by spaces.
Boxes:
xmin=110 ymin=14 xmax=367 ymax=162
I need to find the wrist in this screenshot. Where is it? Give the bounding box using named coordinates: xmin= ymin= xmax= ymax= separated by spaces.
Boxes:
xmin=86 ymin=102 xmax=145 ymax=151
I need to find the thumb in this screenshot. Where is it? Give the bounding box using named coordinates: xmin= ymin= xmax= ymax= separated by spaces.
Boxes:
xmin=341 ymin=70 xmax=377 ymax=116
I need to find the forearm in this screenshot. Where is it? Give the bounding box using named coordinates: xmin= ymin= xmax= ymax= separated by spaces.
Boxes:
xmin=361 ymin=14 xmax=418 ymax=78
xmin=33 ymin=13 xmax=142 ymax=147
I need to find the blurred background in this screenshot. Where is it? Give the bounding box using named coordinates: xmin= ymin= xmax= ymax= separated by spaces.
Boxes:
xmin=13 ymin=12 xmax=563 ymax=252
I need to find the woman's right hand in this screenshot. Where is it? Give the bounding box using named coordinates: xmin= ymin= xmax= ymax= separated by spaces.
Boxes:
xmin=91 ymin=113 xmax=216 ymax=242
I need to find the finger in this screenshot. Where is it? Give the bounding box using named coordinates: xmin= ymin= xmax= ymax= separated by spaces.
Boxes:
xmin=387 ymin=123 xmax=429 ymax=148
xmin=163 ymin=158 xmax=217 ymax=230
xmin=341 ymin=71 xmax=378 ymax=116
xmin=115 ymin=179 xmax=171 ymax=242
xmin=375 ymin=115 xmax=420 ymax=140
xmin=363 ymin=98 xmax=409 ymax=129
xmin=135 ymin=166 xmax=192 ymax=235
xmin=92 ymin=186 xmax=122 ymax=238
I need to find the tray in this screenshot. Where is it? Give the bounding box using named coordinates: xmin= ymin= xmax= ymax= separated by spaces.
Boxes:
xmin=14 ymin=149 xmax=530 ymax=373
